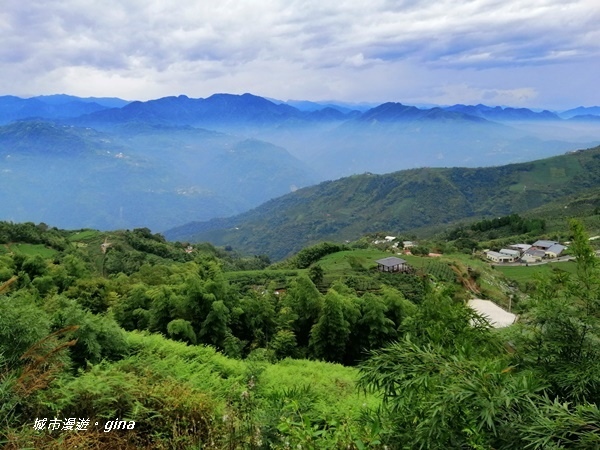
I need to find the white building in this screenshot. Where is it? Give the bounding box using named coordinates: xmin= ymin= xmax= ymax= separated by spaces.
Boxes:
xmin=522 ymin=248 xmax=545 ymax=262
xmin=486 ymin=251 xmax=516 ymax=263
xmin=499 ymin=248 xmax=521 ymax=259
xmin=545 ymin=244 xmax=566 ymax=258
xmin=508 ymin=244 xmax=532 ymax=253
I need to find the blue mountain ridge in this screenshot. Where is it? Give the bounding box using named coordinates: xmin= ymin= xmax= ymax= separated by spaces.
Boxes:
xmin=2 ymin=92 xmax=599 ymax=127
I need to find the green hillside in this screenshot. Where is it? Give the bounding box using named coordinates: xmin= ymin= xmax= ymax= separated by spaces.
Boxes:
xmin=165 ymin=145 xmax=600 ymax=260
xmin=2 ymin=219 xmax=600 ymax=448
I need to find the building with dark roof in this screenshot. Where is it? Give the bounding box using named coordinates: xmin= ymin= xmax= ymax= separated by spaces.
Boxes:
xmin=532 ymin=240 xmax=559 ymax=250
xmin=545 ymin=243 xmax=566 ymax=258
xmin=376 ymin=256 xmax=409 ymax=272
xmin=522 ymin=248 xmax=546 ymax=263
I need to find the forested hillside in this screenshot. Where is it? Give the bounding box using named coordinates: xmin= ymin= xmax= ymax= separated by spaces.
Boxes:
xmin=0 ymin=121 xmax=317 ymax=230
xmin=165 ymin=144 xmax=600 ymax=260
xmin=2 ymin=93 xmax=600 ymax=233
xmin=2 ymin=219 xmax=600 ymax=448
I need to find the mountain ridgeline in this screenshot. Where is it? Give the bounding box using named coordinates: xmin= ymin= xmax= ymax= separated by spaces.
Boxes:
xmin=1 ymin=93 xmax=600 ymax=234
xmin=3 ymin=94 xmax=600 ymax=450
xmin=165 ymin=145 xmax=600 ymax=259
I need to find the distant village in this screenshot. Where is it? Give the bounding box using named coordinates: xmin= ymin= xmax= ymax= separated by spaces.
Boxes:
xmin=371 ymin=235 xmax=573 ymax=267
xmin=484 ymin=240 xmax=566 ymax=264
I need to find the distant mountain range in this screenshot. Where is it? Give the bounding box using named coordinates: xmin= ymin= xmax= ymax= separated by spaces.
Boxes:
xmin=443 ymin=104 xmax=560 ymax=121
xmin=0 ymin=120 xmax=317 ymax=230
xmin=2 ymin=92 xmax=599 ymax=127
xmin=66 ymin=93 xmax=600 ymax=179
xmin=0 ymin=95 xmax=129 ymax=124
xmin=164 ymin=145 xmax=600 ymax=260
xmin=1 ymin=92 xmax=599 ymax=234
xmin=559 ymin=106 xmax=600 ymax=119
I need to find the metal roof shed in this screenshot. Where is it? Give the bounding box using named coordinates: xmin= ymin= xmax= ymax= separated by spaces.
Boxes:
xmin=376 ymin=256 xmax=408 ymax=272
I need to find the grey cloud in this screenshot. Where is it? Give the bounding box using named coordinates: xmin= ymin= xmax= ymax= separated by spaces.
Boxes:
xmin=5 ymin=0 xmax=596 ymax=71
xmin=359 ymin=1 xmax=599 ymax=68
xmin=1 ymin=0 xmax=598 ymax=108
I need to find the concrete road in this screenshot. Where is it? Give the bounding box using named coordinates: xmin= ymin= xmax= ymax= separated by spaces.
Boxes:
xmin=468 ymin=299 xmax=517 ymax=328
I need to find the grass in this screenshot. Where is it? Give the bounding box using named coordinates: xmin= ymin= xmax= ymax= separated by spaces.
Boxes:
xmin=317 ymin=248 xmax=441 ymax=287
xmin=11 ymin=243 xmax=58 ymax=258
xmin=517 ymin=155 xmax=583 ymax=187
xmin=68 ymin=229 xmax=102 ymax=242
xmin=123 ymin=331 xmax=379 ymax=421
xmin=408 ymin=252 xmax=516 ymax=305
xmin=496 ymin=261 xmax=578 ymax=285
xmin=260 ymin=358 xmax=379 ymax=419
xmin=317 ymin=249 xmax=391 ymax=283
xmin=224 ymin=269 xmax=299 ymax=280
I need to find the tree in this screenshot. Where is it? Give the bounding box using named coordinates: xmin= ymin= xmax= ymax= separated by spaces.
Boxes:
xmin=200 ymin=300 xmax=230 ymax=348
xmin=167 ymin=319 xmax=197 ymax=344
xmin=147 ymin=286 xmax=177 ymax=334
xmin=46 ymin=295 xmax=127 ymax=367
xmin=113 ymin=283 xmax=152 ymax=331
xmin=20 ymin=255 xmax=47 ymax=279
xmin=309 ymin=289 xmax=350 ymax=362
xmin=308 ymin=264 xmax=324 ymax=285
xmin=65 ymin=277 xmax=112 ymax=314
xmin=379 ymin=286 xmax=416 ymax=332
xmin=271 ymin=329 xmax=298 ymax=359
xmin=61 ymin=254 xmax=89 ymax=279
xmin=0 ymin=291 xmax=50 ymax=366
xmin=282 ymin=275 xmax=323 ymax=348
xmin=410 ymin=245 xmax=430 ymax=256
xmin=512 ymin=219 xmax=600 ymax=403
xmin=358 ymin=336 xmax=544 ymax=449
xmin=239 ymin=292 xmax=277 ymax=348
xmin=358 ymin=293 xmax=396 ymax=350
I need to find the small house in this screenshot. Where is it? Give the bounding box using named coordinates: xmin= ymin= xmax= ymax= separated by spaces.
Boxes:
xmin=376 ymin=257 xmax=409 ymax=273
xmin=508 ymin=244 xmax=532 ymax=254
xmin=545 ymin=243 xmax=565 ymax=258
xmin=486 ymin=251 xmax=515 ymax=263
xmin=523 ymin=248 xmax=545 ymax=262
xmin=532 ymin=240 xmax=559 ymax=250
xmin=499 ymin=249 xmax=521 ymax=259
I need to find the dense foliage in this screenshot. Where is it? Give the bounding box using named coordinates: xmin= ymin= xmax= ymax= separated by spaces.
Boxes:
xmin=1 ymin=219 xmax=599 ymax=448
xmin=359 ymin=219 xmax=600 ymax=448
xmin=165 ymin=145 xmax=600 ymax=259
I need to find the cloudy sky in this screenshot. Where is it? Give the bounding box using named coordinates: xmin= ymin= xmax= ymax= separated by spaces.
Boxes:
xmin=1 ymin=0 xmax=599 ymax=109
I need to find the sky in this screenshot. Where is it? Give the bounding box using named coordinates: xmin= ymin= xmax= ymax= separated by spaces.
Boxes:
xmin=1 ymin=0 xmax=599 ymax=110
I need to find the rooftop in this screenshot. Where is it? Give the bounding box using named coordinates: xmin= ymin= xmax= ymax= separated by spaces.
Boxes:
xmin=499 ymin=248 xmax=521 ymax=256
xmin=532 ymin=240 xmax=559 ymax=249
xmin=510 ymin=243 xmax=532 ymax=251
xmin=546 ymin=243 xmax=566 ymax=254
xmin=486 ymin=251 xmax=513 ymax=258
xmin=524 ymin=249 xmax=546 ymax=257
xmin=376 ymin=256 xmax=407 ymax=267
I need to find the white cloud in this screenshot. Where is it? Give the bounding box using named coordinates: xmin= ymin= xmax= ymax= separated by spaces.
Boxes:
xmin=429 ymin=84 xmax=539 ymax=107
xmin=1 ymin=0 xmax=599 ymax=108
